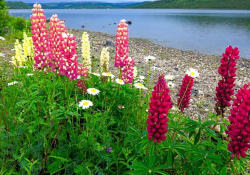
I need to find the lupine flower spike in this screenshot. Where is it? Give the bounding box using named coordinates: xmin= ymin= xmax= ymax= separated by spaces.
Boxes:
xmin=115 ymin=19 xmax=129 ymax=69
xmin=12 ymin=40 xmax=26 ymax=67
xmin=81 ymin=32 xmax=91 ymax=73
xmin=49 ymin=14 xmax=64 ymax=71
xmin=59 ymin=33 xmax=78 ymax=80
xmin=23 ymin=32 xmax=34 ymax=59
xmin=100 ymin=47 xmax=110 ymax=73
xmin=215 ymin=46 xmax=240 ymax=118
xmin=226 ymin=83 xmax=250 ymax=160
xmin=177 ymin=68 xmax=199 ymax=113
xmin=147 ymin=74 xmax=172 ymax=143
xmin=30 ymin=3 xmax=51 ymax=70
xmin=121 ymin=57 xmax=134 ymax=83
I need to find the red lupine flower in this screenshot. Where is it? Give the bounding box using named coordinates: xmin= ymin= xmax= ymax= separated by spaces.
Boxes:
xmin=226 ymin=84 xmax=250 ymax=160
xmin=76 ymin=79 xmax=87 ymax=94
xmin=147 ymin=74 xmax=172 ymax=143
xmin=30 ymin=3 xmax=51 ymax=70
xmin=215 ymin=46 xmax=240 ymax=117
xmin=177 ymin=74 xmax=194 ymax=113
xmin=114 ymin=19 xmax=129 ymax=68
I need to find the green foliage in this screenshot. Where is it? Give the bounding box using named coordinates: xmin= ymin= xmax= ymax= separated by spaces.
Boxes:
xmin=6 ymin=1 xmax=32 ymax=9
xmin=132 ymin=0 xmax=250 ymax=9
xmin=0 ymin=58 xmax=249 ymax=174
xmin=0 ymin=0 xmax=10 ymax=35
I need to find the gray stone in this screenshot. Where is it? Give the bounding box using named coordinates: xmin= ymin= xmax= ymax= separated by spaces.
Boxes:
xmin=104 ymin=39 xmax=116 ymax=47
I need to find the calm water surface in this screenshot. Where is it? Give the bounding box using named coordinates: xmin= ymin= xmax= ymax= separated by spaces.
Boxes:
xmin=9 ymin=9 xmax=250 ymax=59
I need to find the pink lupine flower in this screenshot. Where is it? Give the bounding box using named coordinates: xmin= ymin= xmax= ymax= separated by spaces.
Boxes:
xmin=121 ymin=57 xmax=134 ymax=83
xmin=59 ymin=33 xmax=78 ymax=80
xmin=226 ymin=84 xmax=250 ymax=160
xmin=49 ymin=14 xmax=64 ymax=71
xmin=30 ymin=3 xmax=51 ymax=69
xmin=77 ymin=63 xmax=88 ymax=78
xmin=114 ymin=19 xmax=129 ymax=68
xmin=147 ymin=74 xmax=172 ymax=143
xmin=177 ymin=74 xmax=194 ymax=113
xmin=215 ymin=46 xmax=240 ymax=117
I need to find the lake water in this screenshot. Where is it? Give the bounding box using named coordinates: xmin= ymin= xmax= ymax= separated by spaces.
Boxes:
xmin=9 ymin=9 xmax=250 ymax=59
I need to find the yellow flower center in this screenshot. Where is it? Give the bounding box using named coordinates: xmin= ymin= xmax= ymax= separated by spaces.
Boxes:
xmin=91 ymin=89 xmax=96 ymax=93
xmin=191 ymin=72 xmax=195 ymax=76
xmin=118 ymin=80 xmax=123 ymax=82
xmin=106 ymin=73 xmax=111 ymax=76
xmin=138 ymin=84 xmax=143 ymax=87
xmin=83 ymin=102 xmax=89 ymax=105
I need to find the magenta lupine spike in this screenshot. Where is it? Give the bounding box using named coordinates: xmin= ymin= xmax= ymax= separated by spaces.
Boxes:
xmin=215 ymin=46 xmax=240 ymax=117
xmin=49 ymin=14 xmax=63 ymax=71
xmin=30 ymin=3 xmax=51 ymax=70
xmin=121 ymin=57 xmax=134 ymax=83
xmin=114 ymin=19 xmax=129 ymax=68
xmin=59 ymin=33 xmax=78 ymax=80
xmin=147 ymin=74 xmax=172 ymax=143
xmin=177 ymin=74 xmax=194 ymax=113
xmin=226 ymin=84 xmax=250 ymax=160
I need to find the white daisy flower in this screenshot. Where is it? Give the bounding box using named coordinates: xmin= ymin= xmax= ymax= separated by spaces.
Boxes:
xmin=139 ymin=75 xmax=145 ymax=80
xmin=144 ymin=55 xmax=156 ymax=62
xmin=79 ymin=100 xmax=93 ymax=109
xmin=168 ymin=82 xmax=175 ymax=88
xmin=8 ymin=81 xmax=18 ymax=86
xmin=87 ymin=88 xmax=100 ymax=95
xmin=115 ymin=79 xmax=125 ymax=85
xmin=134 ymin=83 xmax=147 ymax=90
xmin=77 ymin=75 xmax=81 ymax=79
xmin=0 ymin=36 xmax=5 ymax=40
xmin=0 ymin=53 xmax=5 ymax=57
xmin=171 ymin=106 xmax=179 ymax=111
xmin=165 ymin=75 xmax=174 ymax=80
xmin=151 ymin=66 xmax=162 ymax=71
xmin=187 ymin=68 xmax=199 ymax=78
xmin=92 ymin=72 xmax=100 ymax=76
xmin=102 ymin=72 xmax=115 ymax=78
xmin=26 ymin=73 xmax=34 ymax=76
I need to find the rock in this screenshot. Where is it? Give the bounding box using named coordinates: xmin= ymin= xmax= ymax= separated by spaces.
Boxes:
xmin=104 ymin=39 xmax=116 ymax=47
xmin=126 ymin=21 xmax=132 ymax=25
xmin=174 ymin=67 xmax=179 ymax=71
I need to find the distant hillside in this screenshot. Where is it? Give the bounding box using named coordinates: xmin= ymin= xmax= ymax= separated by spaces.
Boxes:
xmin=132 ymin=0 xmax=250 ymax=9
xmin=31 ymin=1 xmax=147 ymax=9
xmin=6 ymin=1 xmax=32 ymax=9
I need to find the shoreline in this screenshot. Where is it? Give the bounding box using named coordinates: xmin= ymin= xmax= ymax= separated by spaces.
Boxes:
xmin=69 ymin=28 xmax=250 ymax=118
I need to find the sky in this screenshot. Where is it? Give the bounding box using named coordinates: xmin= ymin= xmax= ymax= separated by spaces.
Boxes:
xmin=6 ymin=0 xmax=154 ymax=3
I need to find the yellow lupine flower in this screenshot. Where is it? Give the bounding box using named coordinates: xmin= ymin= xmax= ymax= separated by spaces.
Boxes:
xmin=100 ymin=47 xmax=110 ymax=73
xmin=12 ymin=39 xmax=26 ymax=67
xmin=23 ymin=32 xmax=34 ymax=58
xmin=81 ymin=32 xmax=91 ymax=73
xmin=133 ymin=66 xmax=137 ymax=78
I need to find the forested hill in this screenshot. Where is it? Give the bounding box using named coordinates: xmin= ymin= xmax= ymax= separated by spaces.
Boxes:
xmin=6 ymin=1 xmax=147 ymax=9
xmin=132 ymin=0 xmax=250 ymax=9
xmin=6 ymin=1 xmax=32 ymax=9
